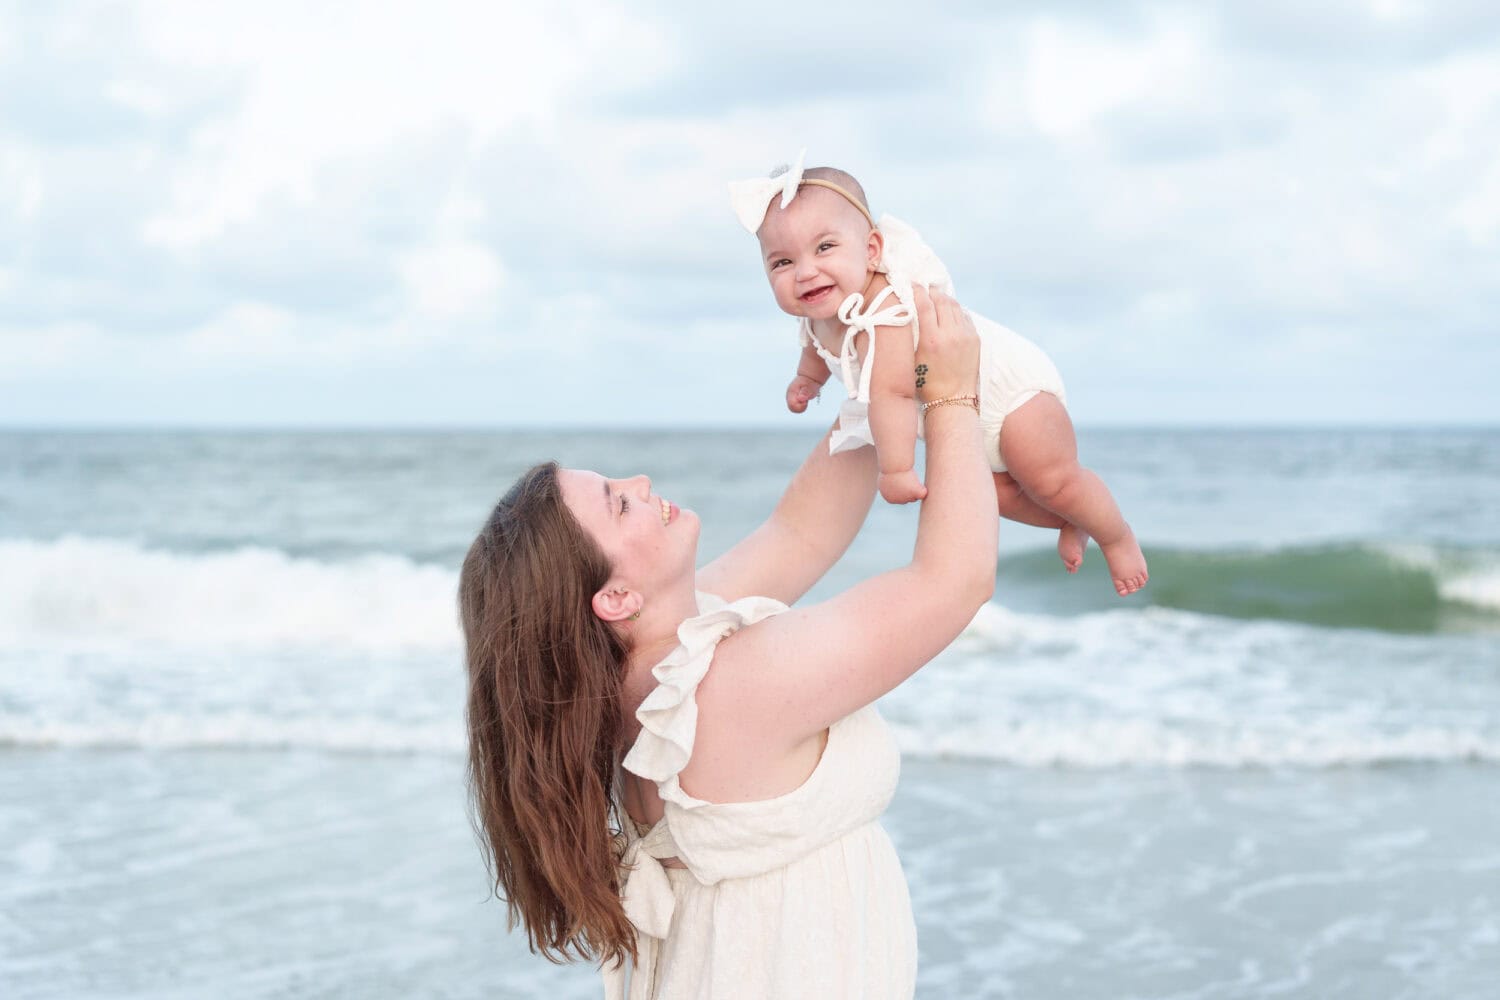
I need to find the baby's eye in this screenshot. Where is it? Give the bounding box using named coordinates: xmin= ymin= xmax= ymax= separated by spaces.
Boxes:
xmin=620 ymin=495 xmax=630 ymax=515
xmin=818 ymin=242 xmax=836 ymax=252
xmin=770 ymin=259 xmax=790 ymax=270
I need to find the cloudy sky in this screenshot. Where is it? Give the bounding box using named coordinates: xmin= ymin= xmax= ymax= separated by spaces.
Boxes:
xmin=2 ymin=1 xmax=1497 ymax=428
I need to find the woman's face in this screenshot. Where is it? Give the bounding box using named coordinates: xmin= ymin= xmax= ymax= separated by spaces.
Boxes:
xmin=557 ymin=468 xmax=699 ymax=600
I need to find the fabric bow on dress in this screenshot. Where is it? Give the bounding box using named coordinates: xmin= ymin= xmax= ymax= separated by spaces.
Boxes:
xmin=833 ymin=287 xmax=914 ymax=404
xmin=604 ymin=820 xmax=684 ymax=1000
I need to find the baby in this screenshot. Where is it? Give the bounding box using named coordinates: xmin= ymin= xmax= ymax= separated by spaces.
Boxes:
xmin=729 ymin=154 xmax=1149 ymax=596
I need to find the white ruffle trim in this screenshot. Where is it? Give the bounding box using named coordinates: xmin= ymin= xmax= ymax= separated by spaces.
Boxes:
xmin=875 ymin=213 xmax=955 ymax=302
xmin=621 ymin=592 xmax=789 ymax=809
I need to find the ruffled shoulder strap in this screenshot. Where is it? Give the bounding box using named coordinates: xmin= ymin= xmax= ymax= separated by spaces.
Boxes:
xmin=873 ymin=213 xmax=956 ymax=351
xmin=876 ymin=213 xmax=956 ymax=298
xmin=621 ymin=591 xmax=788 ymax=808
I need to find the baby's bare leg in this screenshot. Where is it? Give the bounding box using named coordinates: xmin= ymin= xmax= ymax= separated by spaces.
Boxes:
xmin=994 ymin=472 xmax=1086 ymax=573
xmin=993 ymin=472 xmax=1066 ymax=528
xmin=999 ymin=393 xmax=1148 ymax=596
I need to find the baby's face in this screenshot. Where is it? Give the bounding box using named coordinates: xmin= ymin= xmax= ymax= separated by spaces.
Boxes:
xmin=756 ymin=187 xmax=879 ymax=322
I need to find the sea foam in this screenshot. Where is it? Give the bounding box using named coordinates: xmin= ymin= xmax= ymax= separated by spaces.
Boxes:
xmin=4 ymin=538 xmax=1497 ymax=770
xmin=1440 ymin=567 xmax=1500 ymax=611
xmin=887 ymin=718 xmax=1500 ymax=768
xmin=3 ymin=710 xmax=1495 ymax=768
xmin=0 ymin=712 xmax=463 ymax=755
xmin=0 ymin=536 xmax=460 ymax=649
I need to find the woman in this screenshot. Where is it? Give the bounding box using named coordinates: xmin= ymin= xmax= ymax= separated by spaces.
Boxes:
xmin=460 ymin=289 xmax=996 ymax=999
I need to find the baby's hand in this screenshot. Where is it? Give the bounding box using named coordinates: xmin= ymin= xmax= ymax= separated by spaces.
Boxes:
xmin=785 ymin=375 xmax=824 ymax=414
xmin=878 ymin=468 xmax=928 ymax=505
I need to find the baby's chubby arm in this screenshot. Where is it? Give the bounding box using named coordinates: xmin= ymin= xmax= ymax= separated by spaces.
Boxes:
xmin=868 ymin=317 xmax=927 ymax=504
xmin=786 ymin=341 xmax=831 ymax=414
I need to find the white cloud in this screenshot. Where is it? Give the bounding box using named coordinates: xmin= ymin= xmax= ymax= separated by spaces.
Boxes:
xmin=180 ymin=301 xmax=303 ymax=361
xmin=1409 ymin=52 xmax=1500 ymax=245
xmin=138 ymin=0 xmax=675 ymax=249
xmin=103 ymin=78 xmax=171 ymax=117
xmin=1022 ymin=17 xmax=1209 ymax=140
xmin=1368 ymin=0 xmax=1418 ymax=21
xmin=0 ymin=321 xmax=102 ymax=370
xmin=3 ymin=2 xmax=1498 ymax=426
xmin=398 ymin=241 xmax=505 ymax=321
xmin=0 ymin=145 xmax=44 ymax=221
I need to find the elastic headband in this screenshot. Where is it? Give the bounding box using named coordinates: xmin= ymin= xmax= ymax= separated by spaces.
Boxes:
xmin=727 ymin=149 xmax=875 ymax=233
xmin=796 ymin=178 xmax=875 ymax=227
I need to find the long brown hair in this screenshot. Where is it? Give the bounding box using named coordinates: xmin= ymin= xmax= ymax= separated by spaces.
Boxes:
xmin=459 ymin=462 xmax=636 ymax=966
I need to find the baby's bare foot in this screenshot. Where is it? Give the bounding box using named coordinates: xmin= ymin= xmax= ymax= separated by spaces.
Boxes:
xmin=1057 ymin=523 xmax=1087 ymax=574
xmin=1100 ymin=526 xmax=1148 ymax=596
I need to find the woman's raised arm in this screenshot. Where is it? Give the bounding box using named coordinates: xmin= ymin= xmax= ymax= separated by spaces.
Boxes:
xmin=706 ymin=288 xmax=997 ymax=743
xmin=695 ymin=416 xmax=878 ymax=607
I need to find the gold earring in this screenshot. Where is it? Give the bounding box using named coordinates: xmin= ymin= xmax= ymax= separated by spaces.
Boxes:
xmin=629 ymin=611 xmax=641 ymax=620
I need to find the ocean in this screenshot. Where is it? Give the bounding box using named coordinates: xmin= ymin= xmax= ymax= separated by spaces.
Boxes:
xmin=2 ymin=427 xmax=1497 ymax=999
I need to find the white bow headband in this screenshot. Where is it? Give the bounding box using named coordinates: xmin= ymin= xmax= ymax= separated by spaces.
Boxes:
xmin=727 ymin=148 xmax=875 ymax=234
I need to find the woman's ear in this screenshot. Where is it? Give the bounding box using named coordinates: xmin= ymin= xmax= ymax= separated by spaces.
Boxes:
xmin=591 ymin=585 xmax=642 ymax=624
xmin=866 ymin=227 xmax=884 ymax=270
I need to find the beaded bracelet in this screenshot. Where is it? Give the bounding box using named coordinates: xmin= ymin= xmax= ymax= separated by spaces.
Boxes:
xmin=919 ymin=394 xmax=980 ymax=415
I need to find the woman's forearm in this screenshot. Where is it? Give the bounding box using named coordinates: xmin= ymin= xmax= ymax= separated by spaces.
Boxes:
xmin=911 ymin=403 xmax=996 ymax=598
xmin=695 ymin=420 xmax=876 ymax=604
xmin=771 ymin=422 xmax=878 ymax=562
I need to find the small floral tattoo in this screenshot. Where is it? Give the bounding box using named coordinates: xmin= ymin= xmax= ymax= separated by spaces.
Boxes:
xmin=914 ymin=363 xmax=928 ymax=388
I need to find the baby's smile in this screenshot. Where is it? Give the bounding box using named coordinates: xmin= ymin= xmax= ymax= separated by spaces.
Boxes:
xmin=799 ymin=284 xmax=837 ymax=305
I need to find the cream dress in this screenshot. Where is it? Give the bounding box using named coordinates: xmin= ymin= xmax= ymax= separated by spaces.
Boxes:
xmin=603 ymin=592 xmax=917 ymax=1000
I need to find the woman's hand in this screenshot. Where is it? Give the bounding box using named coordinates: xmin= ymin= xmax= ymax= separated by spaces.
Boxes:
xmin=911 ymin=286 xmax=979 ymax=404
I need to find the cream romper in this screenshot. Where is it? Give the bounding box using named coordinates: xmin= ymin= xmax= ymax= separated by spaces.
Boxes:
xmin=798 ymin=214 xmax=1068 ymax=473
